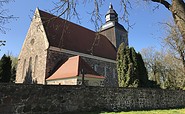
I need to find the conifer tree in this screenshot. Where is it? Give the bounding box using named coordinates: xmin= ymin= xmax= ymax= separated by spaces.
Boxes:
xmin=10 ymin=66 xmax=16 ymax=83
xmin=137 ymin=53 xmax=148 ymax=87
xmin=117 ymin=43 xmax=140 ymax=87
xmin=117 ymin=43 xmax=157 ymax=88
xmin=10 ymin=56 xmax=18 ymax=83
xmin=117 ymin=43 xmax=126 ymax=87
xmin=0 ymin=54 xmax=12 ymax=83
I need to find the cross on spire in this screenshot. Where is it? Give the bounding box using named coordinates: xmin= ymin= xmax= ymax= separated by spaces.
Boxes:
xmin=109 ymin=3 xmax=113 ymax=9
xmin=105 ymin=3 xmax=118 ymax=22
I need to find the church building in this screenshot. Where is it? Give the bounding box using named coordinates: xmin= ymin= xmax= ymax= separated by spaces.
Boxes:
xmin=15 ymin=4 xmax=128 ymax=87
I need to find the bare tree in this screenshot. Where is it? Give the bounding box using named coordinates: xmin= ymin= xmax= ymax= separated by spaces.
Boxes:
xmin=141 ymin=47 xmax=163 ymax=84
xmin=141 ymin=21 xmax=185 ymax=89
xmin=50 ymin=0 xmax=185 ymax=44
xmin=159 ymin=21 xmax=185 ymax=88
xmin=141 ymin=47 xmax=184 ymax=89
xmin=50 ymin=0 xmax=104 ymax=31
xmin=0 ymin=0 xmax=16 ymax=47
xmin=0 ymin=0 xmax=15 ymax=34
xmin=147 ymin=0 xmax=185 ymax=43
xmin=163 ymin=22 xmax=185 ymax=71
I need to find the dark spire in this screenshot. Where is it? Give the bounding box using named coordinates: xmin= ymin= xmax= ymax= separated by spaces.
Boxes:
xmin=105 ymin=3 xmax=118 ymax=22
xmin=109 ymin=3 xmax=113 ymax=9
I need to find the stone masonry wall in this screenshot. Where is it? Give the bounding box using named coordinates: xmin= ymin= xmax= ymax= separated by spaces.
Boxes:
xmin=1 ymin=84 xmax=185 ymax=114
xmin=46 ymin=49 xmax=118 ymax=87
xmin=16 ymin=9 xmax=48 ymax=84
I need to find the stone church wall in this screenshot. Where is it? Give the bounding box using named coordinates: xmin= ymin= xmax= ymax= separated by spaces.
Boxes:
xmin=46 ymin=49 xmax=118 ymax=87
xmin=16 ymin=9 xmax=49 ymax=84
xmin=0 ymin=84 xmax=185 ymax=113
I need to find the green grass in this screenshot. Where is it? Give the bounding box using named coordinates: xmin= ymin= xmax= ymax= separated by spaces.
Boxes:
xmin=100 ymin=108 xmax=185 ymax=114
xmin=67 ymin=109 xmax=185 ymax=114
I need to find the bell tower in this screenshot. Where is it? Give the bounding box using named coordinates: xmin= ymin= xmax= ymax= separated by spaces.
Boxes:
xmin=100 ymin=3 xmax=128 ymax=49
xmin=105 ymin=3 xmax=118 ymax=22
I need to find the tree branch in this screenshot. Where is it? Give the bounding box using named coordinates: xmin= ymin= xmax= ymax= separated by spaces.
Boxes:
xmin=151 ymin=0 xmax=171 ymax=10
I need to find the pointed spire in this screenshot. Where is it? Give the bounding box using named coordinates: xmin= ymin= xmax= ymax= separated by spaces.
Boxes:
xmin=105 ymin=3 xmax=118 ymax=23
xmin=109 ymin=3 xmax=113 ymax=9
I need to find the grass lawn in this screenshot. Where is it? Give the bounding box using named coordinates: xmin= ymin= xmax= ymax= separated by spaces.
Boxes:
xmin=100 ymin=108 xmax=185 ymax=114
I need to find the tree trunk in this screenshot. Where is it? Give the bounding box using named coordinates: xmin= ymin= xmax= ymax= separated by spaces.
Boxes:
xmin=171 ymin=0 xmax=185 ymax=43
xmin=151 ymin=0 xmax=185 ymax=43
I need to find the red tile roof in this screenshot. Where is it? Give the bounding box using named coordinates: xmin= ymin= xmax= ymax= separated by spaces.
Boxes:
xmin=46 ymin=56 xmax=104 ymax=80
xmin=38 ymin=9 xmax=117 ymax=60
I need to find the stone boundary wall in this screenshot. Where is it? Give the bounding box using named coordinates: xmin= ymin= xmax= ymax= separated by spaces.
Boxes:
xmin=0 ymin=84 xmax=185 ymax=113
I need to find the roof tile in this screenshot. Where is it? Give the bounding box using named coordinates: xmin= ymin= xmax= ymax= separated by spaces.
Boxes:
xmin=47 ymin=56 xmax=104 ymax=80
xmin=38 ymin=10 xmax=117 ymax=60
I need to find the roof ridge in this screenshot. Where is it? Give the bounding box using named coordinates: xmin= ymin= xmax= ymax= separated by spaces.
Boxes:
xmin=37 ymin=9 xmax=96 ymax=34
xmin=37 ymin=9 xmax=117 ymax=60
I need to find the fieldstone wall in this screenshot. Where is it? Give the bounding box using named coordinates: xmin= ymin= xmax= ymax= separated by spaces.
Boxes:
xmin=16 ymin=9 xmax=49 ymax=84
xmin=1 ymin=84 xmax=185 ymax=114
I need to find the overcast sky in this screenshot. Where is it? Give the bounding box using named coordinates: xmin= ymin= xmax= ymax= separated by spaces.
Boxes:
xmin=0 ymin=0 xmax=172 ymax=57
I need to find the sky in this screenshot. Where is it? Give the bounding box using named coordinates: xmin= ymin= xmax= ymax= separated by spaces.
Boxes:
xmin=0 ymin=0 xmax=172 ymax=57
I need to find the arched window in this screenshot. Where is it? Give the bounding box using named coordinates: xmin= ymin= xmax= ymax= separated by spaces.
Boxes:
xmin=28 ymin=57 xmax=32 ymax=70
xmin=104 ymin=66 xmax=107 ymax=77
xmin=113 ymin=68 xmax=116 ymax=78
xmin=34 ymin=55 xmax=38 ymax=78
xmin=28 ymin=57 xmax=32 ymax=77
xmin=94 ymin=64 xmax=98 ymax=72
xmin=24 ymin=57 xmax=32 ymax=84
xmin=22 ymin=59 xmax=26 ymax=79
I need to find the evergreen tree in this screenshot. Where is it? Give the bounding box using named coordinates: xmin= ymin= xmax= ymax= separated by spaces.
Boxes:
xmin=117 ymin=43 xmax=139 ymax=87
xmin=117 ymin=43 xmax=158 ymax=88
xmin=137 ymin=53 xmax=148 ymax=87
xmin=117 ymin=42 xmax=126 ymax=87
xmin=10 ymin=66 xmax=16 ymax=83
xmin=10 ymin=56 xmax=18 ymax=83
xmin=0 ymin=54 xmax=12 ymax=83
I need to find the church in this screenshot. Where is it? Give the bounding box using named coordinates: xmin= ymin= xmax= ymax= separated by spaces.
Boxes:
xmin=15 ymin=4 xmax=128 ymax=87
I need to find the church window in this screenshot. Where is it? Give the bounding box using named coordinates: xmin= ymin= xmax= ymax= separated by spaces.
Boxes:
xmin=27 ymin=57 xmax=32 ymax=83
xmin=30 ymin=39 xmax=35 ymax=45
xmin=28 ymin=57 xmax=32 ymax=70
xmin=33 ymin=55 xmax=38 ymax=78
xmin=104 ymin=66 xmax=107 ymax=77
xmin=113 ymin=68 xmax=116 ymax=78
xmin=94 ymin=64 xmax=98 ymax=72
xmin=22 ymin=59 xmax=26 ymax=79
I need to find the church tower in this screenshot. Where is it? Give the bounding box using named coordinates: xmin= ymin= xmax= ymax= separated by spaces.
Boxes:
xmin=100 ymin=3 xmax=128 ymax=49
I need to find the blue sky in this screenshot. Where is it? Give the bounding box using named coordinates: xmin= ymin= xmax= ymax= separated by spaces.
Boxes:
xmin=0 ymin=0 xmax=171 ymax=57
